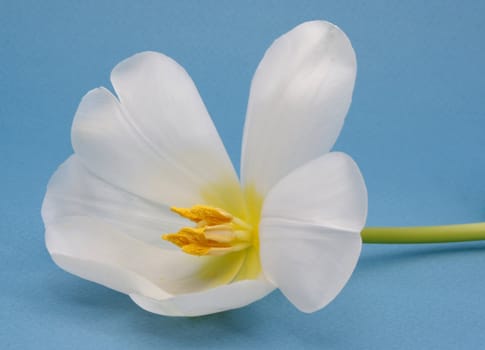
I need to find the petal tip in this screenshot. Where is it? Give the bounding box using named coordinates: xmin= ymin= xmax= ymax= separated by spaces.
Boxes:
xmin=110 ymin=51 xmax=177 ymax=80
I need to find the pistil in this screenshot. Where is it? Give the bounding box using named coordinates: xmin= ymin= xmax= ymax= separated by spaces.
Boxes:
xmin=162 ymin=205 xmax=253 ymax=256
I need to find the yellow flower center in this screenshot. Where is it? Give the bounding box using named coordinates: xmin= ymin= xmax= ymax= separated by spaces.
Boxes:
xmin=163 ymin=205 xmax=254 ymax=256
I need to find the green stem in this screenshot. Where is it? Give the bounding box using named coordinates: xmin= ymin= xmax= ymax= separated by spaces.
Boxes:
xmin=361 ymin=223 xmax=485 ymax=244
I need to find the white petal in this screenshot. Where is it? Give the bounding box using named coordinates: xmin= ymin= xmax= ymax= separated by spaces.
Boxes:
xmin=50 ymin=253 xmax=170 ymax=300
xmin=241 ymin=21 xmax=357 ymax=196
xmin=72 ymin=52 xmax=243 ymax=213
xmin=45 ymin=216 xmax=248 ymax=297
xmin=42 ymin=155 xmax=186 ymax=247
xmin=261 ymin=152 xmax=367 ymax=231
xmin=259 ymin=152 xmax=367 ymax=312
xmin=130 ymin=279 xmax=275 ymax=317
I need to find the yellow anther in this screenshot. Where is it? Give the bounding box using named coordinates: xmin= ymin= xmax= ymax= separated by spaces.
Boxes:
xmin=163 ymin=205 xmax=252 ymax=256
xmin=171 ymin=205 xmax=233 ymax=226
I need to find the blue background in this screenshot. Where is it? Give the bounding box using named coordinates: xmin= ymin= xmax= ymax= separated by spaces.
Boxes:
xmin=1 ymin=0 xmax=485 ymax=349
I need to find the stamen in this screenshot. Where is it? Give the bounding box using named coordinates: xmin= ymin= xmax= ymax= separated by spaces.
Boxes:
xmin=171 ymin=205 xmax=233 ymax=225
xmin=162 ymin=205 xmax=253 ymax=256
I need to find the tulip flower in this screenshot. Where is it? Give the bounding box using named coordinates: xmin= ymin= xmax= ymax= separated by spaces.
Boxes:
xmin=42 ymin=20 xmax=368 ymax=316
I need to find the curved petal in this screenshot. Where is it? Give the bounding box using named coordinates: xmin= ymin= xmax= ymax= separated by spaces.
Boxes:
xmin=42 ymin=155 xmax=186 ymax=247
xmin=241 ymin=21 xmax=357 ymax=196
xmin=45 ymin=216 xmax=249 ymax=297
xmin=50 ymin=253 xmax=171 ymax=300
xmin=130 ymin=279 xmax=275 ymax=316
xmin=259 ymin=152 xmax=367 ymax=312
xmin=72 ymin=52 xmax=243 ymax=214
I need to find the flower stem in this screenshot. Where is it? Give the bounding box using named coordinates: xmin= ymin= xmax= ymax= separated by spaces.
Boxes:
xmin=361 ymin=223 xmax=485 ymax=244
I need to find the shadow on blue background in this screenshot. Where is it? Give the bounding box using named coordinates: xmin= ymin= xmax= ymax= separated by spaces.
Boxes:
xmin=1 ymin=0 xmax=484 ymax=348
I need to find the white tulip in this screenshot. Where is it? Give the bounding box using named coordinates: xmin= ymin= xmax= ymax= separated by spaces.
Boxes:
xmin=42 ymin=20 xmax=367 ymax=316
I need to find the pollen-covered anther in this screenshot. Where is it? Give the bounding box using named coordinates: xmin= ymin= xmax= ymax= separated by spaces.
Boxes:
xmin=162 ymin=205 xmax=253 ymax=256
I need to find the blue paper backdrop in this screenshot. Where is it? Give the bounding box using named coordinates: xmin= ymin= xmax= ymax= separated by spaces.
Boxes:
xmin=1 ymin=0 xmax=484 ymax=349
